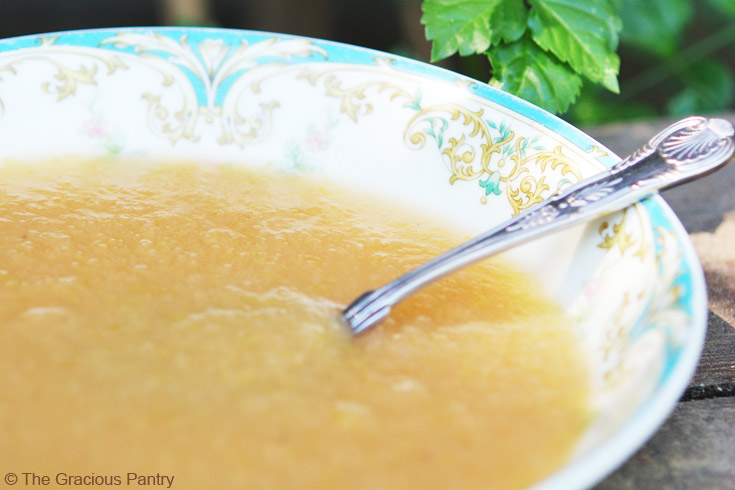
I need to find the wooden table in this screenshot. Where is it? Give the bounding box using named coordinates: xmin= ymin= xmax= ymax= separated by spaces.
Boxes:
xmin=584 ymin=116 xmax=735 ymax=489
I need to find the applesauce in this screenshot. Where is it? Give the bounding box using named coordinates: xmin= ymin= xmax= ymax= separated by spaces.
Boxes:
xmin=0 ymin=160 xmax=590 ymax=489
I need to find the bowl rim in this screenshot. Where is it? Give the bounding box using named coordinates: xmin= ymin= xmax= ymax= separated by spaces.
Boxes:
xmin=0 ymin=26 xmax=709 ymax=490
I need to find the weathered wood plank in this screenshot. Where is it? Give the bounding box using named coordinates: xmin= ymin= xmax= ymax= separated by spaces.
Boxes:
xmin=594 ymin=396 xmax=735 ymax=490
xmin=661 ymin=164 xmax=735 ymax=234
xmin=685 ymin=312 xmax=735 ymax=400
xmin=688 ymin=211 xmax=735 ymax=328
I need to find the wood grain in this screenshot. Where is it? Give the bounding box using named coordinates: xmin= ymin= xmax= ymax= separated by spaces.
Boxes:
xmin=595 ymin=397 xmax=735 ymax=489
xmin=685 ymin=311 xmax=735 ymax=399
xmin=690 ymin=212 xmax=735 ymax=325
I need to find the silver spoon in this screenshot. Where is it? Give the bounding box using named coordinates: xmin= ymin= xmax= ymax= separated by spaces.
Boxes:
xmin=343 ymin=116 xmax=735 ymax=335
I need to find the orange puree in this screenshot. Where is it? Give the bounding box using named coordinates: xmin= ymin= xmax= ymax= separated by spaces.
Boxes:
xmin=0 ymin=160 xmax=590 ymax=489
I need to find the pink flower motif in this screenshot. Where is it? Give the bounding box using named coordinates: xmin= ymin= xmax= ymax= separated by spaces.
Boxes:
xmin=306 ymin=128 xmax=329 ymax=152
xmin=83 ymin=117 xmax=107 ymax=139
xmin=584 ymin=277 xmax=600 ymax=300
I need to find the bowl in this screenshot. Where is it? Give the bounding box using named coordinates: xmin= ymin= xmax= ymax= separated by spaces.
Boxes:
xmin=0 ymin=27 xmax=706 ymax=489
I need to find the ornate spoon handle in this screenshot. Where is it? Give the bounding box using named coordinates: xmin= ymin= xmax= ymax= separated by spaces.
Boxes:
xmin=343 ymin=116 xmax=735 ymax=334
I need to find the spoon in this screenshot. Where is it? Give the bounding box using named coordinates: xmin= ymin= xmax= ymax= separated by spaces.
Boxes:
xmin=343 ymin=116 xmax=735 ymax=335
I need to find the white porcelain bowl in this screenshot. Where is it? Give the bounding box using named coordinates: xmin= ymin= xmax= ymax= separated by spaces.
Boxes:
xmin=0 ymin=27 xmax=706 ymax=489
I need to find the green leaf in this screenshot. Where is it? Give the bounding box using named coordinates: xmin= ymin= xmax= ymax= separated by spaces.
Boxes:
xmin=527 ymin=0 xmax=621 ymax=92
xmin=489 ymin=34 xmax=583 ymax=114
xmin=707 ymin=0 xmax=735 ymax=18
xmin=488 ymin=0 xmax=528 ymax=45
xmin=667 ymin=59 xmax=735 ymax=116
xmin=421 ymin=0 xmax=527 ymax=61
xmin=617 ymin=0 xmax=692 ymax=58
xmin=422 ymin=0 xmax=504 ymax=61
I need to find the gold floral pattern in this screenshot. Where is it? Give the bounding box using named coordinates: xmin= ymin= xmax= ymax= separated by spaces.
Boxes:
xmin=100 ymin=33 xmax=326 ymax=146
xmin=405 ymin=103 xmax=582 ymax=214
xmin=298 ymin=65 xmax=419 ymax=122
xmin=597 ymin=204 xmax=649 ymax=258
xmin=300 ymin=64 xmax=585 ymax=214
xmin=0 ymin=33 xmax=326 ymax=148
xmin=0 ymin=36 xmax=126 ymax=109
